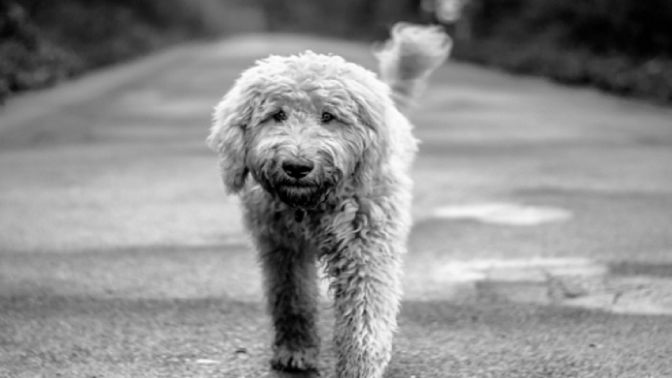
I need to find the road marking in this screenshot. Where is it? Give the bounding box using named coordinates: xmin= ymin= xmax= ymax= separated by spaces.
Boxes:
xmin=432 ymin=202 xmax=572 ymax=225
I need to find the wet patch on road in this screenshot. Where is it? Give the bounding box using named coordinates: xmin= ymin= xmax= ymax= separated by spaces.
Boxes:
xmin=432 ymin=202 xmax=572 ymax=226
xmin=413 ymin=256 xmax=672 ymax=316
xmin=410 ymin=199 xmax=672 ymax=315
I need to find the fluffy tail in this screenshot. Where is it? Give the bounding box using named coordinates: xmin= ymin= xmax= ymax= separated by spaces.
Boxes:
xmin=375 ymin=23 xmax=452 ymax=113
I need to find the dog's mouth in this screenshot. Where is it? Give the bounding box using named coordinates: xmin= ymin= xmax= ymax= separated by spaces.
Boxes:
xmin=252 ymin=163 xmax=342 ymax=209
xmin=273 ymin=181 xmax=329 ymax=208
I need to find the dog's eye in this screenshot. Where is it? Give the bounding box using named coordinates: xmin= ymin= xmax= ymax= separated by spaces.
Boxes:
xmin=272 ymin=110 xmax=287 ymax=122
xmin=321 ymin=112 xmax=335 ymax=124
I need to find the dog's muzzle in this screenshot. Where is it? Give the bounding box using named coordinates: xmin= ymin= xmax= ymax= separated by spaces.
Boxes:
xmin=253 ymin=157 xmax=342 ymax=209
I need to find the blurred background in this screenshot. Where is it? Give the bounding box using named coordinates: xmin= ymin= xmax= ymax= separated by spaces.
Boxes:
xmin=2 ymin=0 xmax=672 ymax=104
xmin=2 ymin=2 xmax=672 ymax=377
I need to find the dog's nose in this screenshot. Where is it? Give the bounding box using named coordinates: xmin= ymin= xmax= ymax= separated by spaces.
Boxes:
xmin=282 ymin=160 xmax=314 ymax=179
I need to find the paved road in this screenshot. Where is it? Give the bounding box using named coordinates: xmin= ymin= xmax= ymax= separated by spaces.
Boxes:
xmin=1 ymin=34 xmax=672 ymax=378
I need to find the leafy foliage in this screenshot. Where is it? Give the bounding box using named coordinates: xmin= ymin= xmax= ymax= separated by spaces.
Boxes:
xmin=455 ymin=0 xmax=672 ymax=102
xmin=0 ymin=0 xmax=250 ymax=102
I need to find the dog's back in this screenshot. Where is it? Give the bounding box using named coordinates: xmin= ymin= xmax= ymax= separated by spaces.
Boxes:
xmin=375 ymin=23 xmax=452 ymax=113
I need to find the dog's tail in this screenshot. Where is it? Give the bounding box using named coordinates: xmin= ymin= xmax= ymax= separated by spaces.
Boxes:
xmin=375 ymin=23 xmax=452 ymax=113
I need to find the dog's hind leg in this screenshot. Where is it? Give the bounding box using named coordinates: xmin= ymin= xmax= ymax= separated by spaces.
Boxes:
xmin=258 ymin=235 xmax=321 ymax=373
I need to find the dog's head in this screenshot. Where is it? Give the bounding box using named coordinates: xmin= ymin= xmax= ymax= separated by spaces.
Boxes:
xmin=208 ymin=51 xmax=399 ymax=208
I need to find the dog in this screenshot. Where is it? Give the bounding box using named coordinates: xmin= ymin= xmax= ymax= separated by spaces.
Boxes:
xmin=208 ymin=23 xmax=450 ymax=378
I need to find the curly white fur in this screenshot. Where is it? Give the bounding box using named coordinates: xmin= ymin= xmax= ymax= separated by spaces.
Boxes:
xmin=208 ymin=23 xmax=450 ymax=378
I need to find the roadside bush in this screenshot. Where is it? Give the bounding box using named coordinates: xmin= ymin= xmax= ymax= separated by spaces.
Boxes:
xmin=0 ymin=0 xmax=258 ymax=103
xmin=0 ymin=2 xmax=82 ymax=100
xmin=14 ymin=0 xmax=226 ymax=67
xmin=454 ymin=0 xmax=672 ymax=103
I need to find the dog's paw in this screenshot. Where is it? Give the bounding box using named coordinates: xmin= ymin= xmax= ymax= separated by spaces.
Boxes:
xmin=271 ymin=345 xmax=319 ymax=373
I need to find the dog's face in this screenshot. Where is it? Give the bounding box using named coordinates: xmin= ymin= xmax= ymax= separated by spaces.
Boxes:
xmin=245 ymin=88 xmax=361 ymax=208
xmin=208 ymin=52 xmax=393 ymax=208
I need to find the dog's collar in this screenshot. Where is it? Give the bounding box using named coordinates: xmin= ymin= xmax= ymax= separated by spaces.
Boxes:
xmin=294 ymin=209 xmax=305 ymax=222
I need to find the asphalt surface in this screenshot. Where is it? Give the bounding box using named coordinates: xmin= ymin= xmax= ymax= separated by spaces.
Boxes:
xmin=1 ymin=34 xmax=672 ymax=378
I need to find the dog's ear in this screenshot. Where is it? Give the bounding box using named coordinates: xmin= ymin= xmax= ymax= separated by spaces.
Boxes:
xmin=207 ymin=82 xmax=256 ymax=194
xmin=347 ymin=80 xmax=393 ymax=188
xmin=348 ymin=75 xmax=417 ymax=191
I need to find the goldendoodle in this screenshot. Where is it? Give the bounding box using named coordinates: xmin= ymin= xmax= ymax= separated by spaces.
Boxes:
xmin=208 ymin=23 xmax=450 ymax=378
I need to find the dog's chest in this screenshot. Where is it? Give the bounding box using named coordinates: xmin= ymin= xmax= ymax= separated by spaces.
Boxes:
xmin=264 ymin=204 xmax=357 ymax=256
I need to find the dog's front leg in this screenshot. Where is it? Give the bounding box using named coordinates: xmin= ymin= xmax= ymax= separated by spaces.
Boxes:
xmin=327 ymin=237 xmax=403 ymax=378
xmin=258 ymin=236 xmax=320 ymax=373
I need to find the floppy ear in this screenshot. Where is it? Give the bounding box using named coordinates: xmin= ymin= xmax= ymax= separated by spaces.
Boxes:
xmin=207 ymin=82 xmax=256 ymax=194
xmin=348 ymin=81 xmax=392 ymax=189
xmin=348 ymin=73 xmax=417 ymax=191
